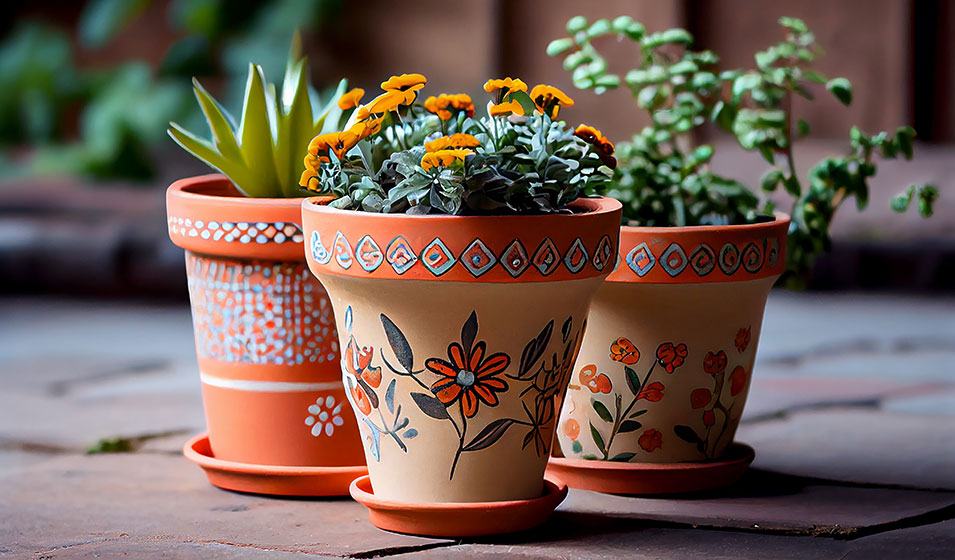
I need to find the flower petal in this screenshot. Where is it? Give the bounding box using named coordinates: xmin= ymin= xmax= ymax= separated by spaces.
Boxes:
xmin=425 ymin=358 xmax=457 ymax=378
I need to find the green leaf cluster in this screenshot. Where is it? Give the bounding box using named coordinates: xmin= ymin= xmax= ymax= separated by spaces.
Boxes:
xmin=168 ymin=39 xmax=348 ymax=198
xmin=548 ymin=16 xmax=939 ymax=283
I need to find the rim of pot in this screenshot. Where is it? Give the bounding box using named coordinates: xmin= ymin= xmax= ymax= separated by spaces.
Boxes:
xmin=166 ymin=174 xmax=327 ymax=261
xmin=301 ymin=196 xmax=623 ymax=283
xmin=606 ymin=212 xmax=791 ymax=284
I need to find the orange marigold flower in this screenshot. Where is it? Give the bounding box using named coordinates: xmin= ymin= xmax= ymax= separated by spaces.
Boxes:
xmin=424 ymin=93 xmax=474 ymax=121
xmin=637 ymin=381 xmax=665 ymax=402
xmin=656 ymin=342 xmax=688 ymax=373
xmin=310 ymin=130 xmax=359 ymax=161
xmin=338 ymin=88 xmax=365 ymax=110
xmin=425 ymin=133 xmax=481 ymax=152
xmin=638 ymin=428 xmax=663 ymax=452
xmin=562 ymin=418 xmax=580 ymax=440
xmin=488 ymin=99 xmax=524 ymax=117
xmin=609 ymin=337 xmax=639 ymax=364
xmin=529 ymin=84 xmax=574 ymax=118
xmin=380 ymin=73 xmax=427 ymax=93
xmin=449 ymin=93 xmax=475 ymax=117
xmin=703 ymin=350 xmax=728 ymax=375
xmin=730 ymin=366 xmax=748 ymax=396
xmin=484 ymin=77 xmax=528 ymax=94
xmin=308 ymin=134 xmax=331 ymax=156
xmin=574 ymin=125 xmax=605 ymax=144
xmin=349 ymin=116 xmax=383 ymax=140
xmin=420 ymin=149 xmax=472 ymax=171
xmin=364 ymin=89 xmax=416 ymax=115
xmin=574 ymin=125 xmax=617 ymax=169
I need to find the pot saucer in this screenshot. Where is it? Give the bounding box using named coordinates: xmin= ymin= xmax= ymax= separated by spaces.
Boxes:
xmin=349 ymin=475 xmax=568 ymax=537
xmin=546 ymin=442 xmax=755 ymax=495
xmin=183 ymin=432 xmax=367 ymax=497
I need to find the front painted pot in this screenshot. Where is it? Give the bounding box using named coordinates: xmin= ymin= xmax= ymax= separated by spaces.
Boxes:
xmin=166 ymin=175 xmax=363 ymax=467
xmin=302 ymin=197 xmax=622 ymax=503
xmin=557 ymin=215 xmax=790 ymax=463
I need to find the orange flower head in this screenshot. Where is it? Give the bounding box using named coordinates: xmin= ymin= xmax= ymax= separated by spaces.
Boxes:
xmin=574 ymin=125 xmax=605 ymax=145
xmin=638 ymin=428 xmax=663 ymax=452
xmin=327 ymin=130 xmax=359 ymax=160
xmin=529 ymin=84 xmax=574 ymax=118
xmin=425 ymin=133 xmax=481 ymax=153
xmin=702 ymin=410 xmax=716 ymax=426
xmin=578 ymin=364 xmax=612 ymax=394
xmin=449 ymin=93 xmax=475 ymax=117
xmin=420 ymin=149 xmax=472 ymax=171
xmin=735 ymin=326 xmax=752 ymax=353
xmin=690 ymin=388 xmax=712 ymax=409
xmin=562 ymin=418 xmax=580 ymax=440
xmin=308 ymin=134 xmax=332 ymax=156
xmin=488 ymin=99 xmax=525 ymax=117
xmin=637 ymin=381 xmax=665 ymax=402
xmin=349 ymin=116 xmax=383 ymax=141
xmin=424 ymin=93 xmax=474 ymax=121
xmin=380 ymin=73 xmax=427 ymax=93
xmin=484 ymin=77 xmax=528 ymax=94
xmin=656 ymin=342 xmax=688 ymax=374
xmin=703 ymin=350 xmax=728 ymax=375
xmin=304 ymin=153 xmax=330 ymax=172
xmin=365 ymin=89 xmax=416 ymax=115
xmin=426 ymin=337 xmax=510 ymax=419
xmin=610 ymin=337 xmax=639 ymax=364
xmin=299 ymin=169 xmax=321 ymax=191
xmin=338 ymin=88 xmax=365 ymax=110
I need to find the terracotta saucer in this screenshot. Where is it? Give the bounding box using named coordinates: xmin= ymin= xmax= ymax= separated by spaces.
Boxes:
xmin=546 ymin=442 xmax=755 ymax=495
xmin=349 ymin=475 xmax=569 ymax=537
xmin=183 ymin=432 xmax=367 ymax=497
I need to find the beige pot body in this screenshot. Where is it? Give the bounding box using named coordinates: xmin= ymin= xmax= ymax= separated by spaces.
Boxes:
xmin=321 ymin=275 xmax=602 ymax=502
xmin=557 ymin=215 xmax=790 ymax=464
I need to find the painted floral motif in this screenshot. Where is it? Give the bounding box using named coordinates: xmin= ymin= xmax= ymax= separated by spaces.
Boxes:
xmin=579 ymin=364 xmax=612 ymax=394
xmin=674 ymin=326 xmax=752 ymax=458
xmin=304 ymin=395 xmax=345 ymax=437
xmin=578 ymin=340 xmax=686 ymax=461
xmin=348 ymin=309 xmax=583 ymax=479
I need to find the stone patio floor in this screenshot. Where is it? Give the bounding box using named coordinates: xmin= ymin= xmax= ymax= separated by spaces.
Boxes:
xmin=1 ymin=292 xmax=953 ymax=559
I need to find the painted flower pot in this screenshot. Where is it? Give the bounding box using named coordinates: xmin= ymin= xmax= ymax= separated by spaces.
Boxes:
xmin=556 ymin=215 xmax=789 ymax=464
xmin=166 ymin=174 xmax=364 ymax=468
xmin=302 ymin=197 xmax=622 ymax=503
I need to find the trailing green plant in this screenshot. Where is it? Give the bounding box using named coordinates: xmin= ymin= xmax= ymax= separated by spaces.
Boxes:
xmin=548 ymin=15 xmax=938 ymax=284
xmin=299 ymin=75 xmax=614 ymax=214
xmin=168 ymin=37 xmax=349 ymax=198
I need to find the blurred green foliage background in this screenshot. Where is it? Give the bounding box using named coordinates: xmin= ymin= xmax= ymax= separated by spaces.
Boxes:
xmin=0 ymin=0 xmax=338 ymax=182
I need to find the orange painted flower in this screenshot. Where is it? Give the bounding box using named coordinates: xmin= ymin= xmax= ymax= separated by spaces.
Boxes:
xmin=420 ymin=149 xmax=472 ymax=171
xmin=730 ymin=366 xmax=748 ymax=396
xmin=562 ymin=418 xmax=580 ymax=440
xmin=735 ymin=326 xmax=752 ymax=353
xmin=702 ymin=409 xmax=716 ymax=426
xmin=351 ymin=384 xmax=372 ymax=415
xmin=484 ymin=77 xmax=528 ymax=94
xmin=426 ymin=338 xmax=510 ymax=418
xmin=656 ymin=342 xmax=688 ymax=373
xmin=488 ymin=99 xmax=525 ymax=117
xmin=610 ymin=337 xmax=640 ymax=364
xmin=637 ymin=381 xmax=665 ymax=402
xmin=703 ymin=350 xmax=728 ymax=375
xmin=338 ymin=88 xmax=365 ymax=110
xmin=690 ymin=388 xmax=712 ymax=409
xmin=638 ymin=428 xmax=663 ymax=452
xmin=529 ymin=84 xmax=574 ymax=118
xmin=579 ymin=364 xmax=612 ymax=394
xmin=380 ymin=73 xmax=427 ymax=93
xmin=425 ymin=133 xmax=481 ymax=152
xmin=344 ymin=337 xmax=381 ymax=388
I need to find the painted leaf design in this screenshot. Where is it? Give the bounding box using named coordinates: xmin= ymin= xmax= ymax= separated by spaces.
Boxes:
xmin=629 ymin=409 xmax=648 ymax=419
xmin=674 ymin=424 xmax=703 ymax=445
xmin=592 ymin=399 xmax=614 ymax=423
xmin=462 ymin=418 xmax=516 ymax=452
xmin=356 ymin=377 xmax=379 ymax=409
xmin=518 ymin=320 xmax=554 ymax=378
xmin=625 ymin=366 xmax=640 ymax=395
xmin=589 ymin=421 xmax=606 ymax=455
xmin=380 ymin=314 xmax=414 ymax=372
xmin=461 ymin=311 xmax=478 ymax=356
xmin=403 ymin=428 xmax=418 ymax=439
xmin=619 ymin=420 xmax=642 ymax=433
xmin=610 ymin=452 xmax=636 ymax=462
xmin=385 ymin=378 xmax=397 ymax=414
xmin=571 ymin=440 xmax=583 ymax=454
xmin=410 ymin=392 xmax=449 ymax=420
xmin=561 ymin=316 xmax=573 ymax=343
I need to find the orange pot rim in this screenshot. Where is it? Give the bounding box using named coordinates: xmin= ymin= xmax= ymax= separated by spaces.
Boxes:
xmin=607 ymin=212 xmax=791 ymax=284
xmin=166 ymin=174 xmax=311 ymax=261
xmin=301 ymin=196 xmax=623 ymax=283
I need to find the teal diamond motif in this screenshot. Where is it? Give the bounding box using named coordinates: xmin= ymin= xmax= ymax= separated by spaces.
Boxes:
xmin=461 ymin=239 xmax=496 ymax=277
xmin=420 ymin=238 xmax=456 ymax=276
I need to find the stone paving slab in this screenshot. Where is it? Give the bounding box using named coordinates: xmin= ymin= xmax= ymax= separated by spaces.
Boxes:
xmin=0 ymin=452 xmax=452 ymax=558
xmin=738 ymin=409 xmax=955 ymax=490
xmin=843 ymin=519 xmax=955 ymax=560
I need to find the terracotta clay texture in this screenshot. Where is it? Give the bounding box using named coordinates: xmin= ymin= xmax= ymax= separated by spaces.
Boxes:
xmin=556 ymin=216 xmax=790 ymax=465
xmin=166 ymin=175 xmax=364 ymax=471
xmin=302 ymin=196 xmax=622 ymax=504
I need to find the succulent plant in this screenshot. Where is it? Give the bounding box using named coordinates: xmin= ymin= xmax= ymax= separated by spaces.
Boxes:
xmin=168 ymin=37 xmax=348 ymax=198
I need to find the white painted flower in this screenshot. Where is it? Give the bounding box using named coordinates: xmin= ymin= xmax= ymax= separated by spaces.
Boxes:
xmin=304 ymin=395 xmax=345 ymax=437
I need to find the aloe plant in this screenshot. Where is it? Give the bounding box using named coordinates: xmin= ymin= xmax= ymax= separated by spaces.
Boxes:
xmin=168 ymin=39 xmax=348 ymax=198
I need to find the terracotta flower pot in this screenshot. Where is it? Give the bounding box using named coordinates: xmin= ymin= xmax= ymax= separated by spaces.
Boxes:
xmin=302 ymin=197 xmax=622 ymax=503
xmin=556 ymin=215 xmax=789 ymax=464
xmin=166 ymin=174 xmax=364 ymax=468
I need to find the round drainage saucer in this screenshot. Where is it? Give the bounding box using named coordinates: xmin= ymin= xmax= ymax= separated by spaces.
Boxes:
xmin=183 ymin=432 xmax=366 ymax=497
xmin=546 ymin=442 xmax=755 ymax=495
xmin=349 ymin=475 xmax=568 ymax=537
